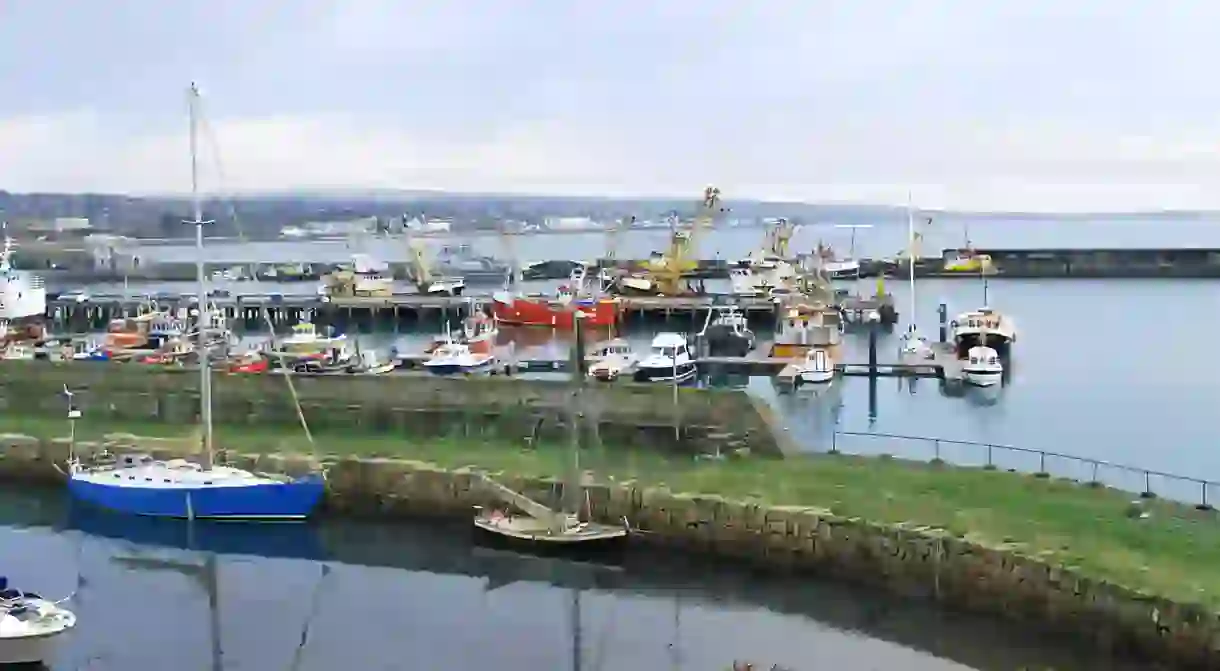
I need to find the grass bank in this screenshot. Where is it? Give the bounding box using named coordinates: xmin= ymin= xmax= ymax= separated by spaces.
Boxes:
xmin=6 ymin=415 xmax=1219 ymax=611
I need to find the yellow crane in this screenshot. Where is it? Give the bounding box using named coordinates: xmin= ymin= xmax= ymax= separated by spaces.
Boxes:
xmin=646 ymin=186 xmax=723 ymax=295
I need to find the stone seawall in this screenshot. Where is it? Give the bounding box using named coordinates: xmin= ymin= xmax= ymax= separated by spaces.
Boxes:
xmin=0 ymin=362 xmax=779 ymax=456
xmin=0 ymin=435 xmax=1212 ymax=668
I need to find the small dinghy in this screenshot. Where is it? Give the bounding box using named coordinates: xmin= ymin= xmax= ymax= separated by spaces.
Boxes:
xmin=0 ymin=575 xmax=76 ymax=665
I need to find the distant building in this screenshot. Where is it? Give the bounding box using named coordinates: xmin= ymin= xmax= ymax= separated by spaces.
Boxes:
xmin=26 ymin=217 xmax=93 ymax=240
xmin=544 ymin=216 xmax=598 ymax=231
xmin=284 ymin=217 xmax=379 ymax=238
xmin=403 ymin=215 xmax=452 ymax=233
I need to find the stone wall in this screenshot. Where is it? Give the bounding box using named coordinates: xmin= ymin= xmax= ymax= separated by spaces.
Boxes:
xmin=0 ymin=434 xmax=1212 ymax=668
xmin=0 ymin=362 xmax=779 ymax=456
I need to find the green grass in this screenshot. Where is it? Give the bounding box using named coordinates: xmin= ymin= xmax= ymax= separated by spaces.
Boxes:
xmin=5 ymin=414 xmax=1220 ymax=610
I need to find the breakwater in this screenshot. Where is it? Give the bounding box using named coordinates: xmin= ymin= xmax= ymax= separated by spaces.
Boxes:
xmin=0 ymin=362 xmax=780 ymax=457
xmin=0 ymin=433 xmax=1212 ymax=669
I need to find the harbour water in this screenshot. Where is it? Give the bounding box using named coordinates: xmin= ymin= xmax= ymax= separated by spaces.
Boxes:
xmin=0 ymin=487 xmax=1142 ymax=671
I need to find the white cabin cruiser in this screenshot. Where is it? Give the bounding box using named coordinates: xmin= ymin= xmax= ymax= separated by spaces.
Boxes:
xmin=962 ymin=345 xmax=1003 ymax=387
xmin=794 ymin=347 xmax=835 ymax=384
xmin=633 ymin=332 xmax=697 ymax=383
xmin=0 ymin=575 xmax=76 ymax=665
xmin=728 ymin=261 xmax=797 ymax=297
xmin=423 ymin=341 xmax=496 ymax=375
xmin=586 ymin=338 xmax=638 ymax=381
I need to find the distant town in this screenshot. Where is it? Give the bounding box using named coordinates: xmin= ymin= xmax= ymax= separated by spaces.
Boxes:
xmin=0 ymin=188 xmax=1209 ymax=245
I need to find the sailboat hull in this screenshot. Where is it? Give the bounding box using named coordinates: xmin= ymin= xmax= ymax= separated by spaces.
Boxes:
xmin=67 ymin=475 xmax=326 ymax=520
xmin=472 ymin=519 xmax=628 ymax=558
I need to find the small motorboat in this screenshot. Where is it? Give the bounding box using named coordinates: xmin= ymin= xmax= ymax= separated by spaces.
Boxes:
xmin=899 ymin=325 xmax=933 ymax=360
xmin=585 ymin=338 xmax=638 ymax=382
xmin=0 ymin=575 xmax=76 ymax=665
xmin=227 ymin=351 xmax=269 ymax=374
xmin=794 ymin=347 xmax=835 ymax=385
xmin=423 ymin=341 xmax=496 ymax=376
xmin=962 ymin=345 xmax=1003 ymax=387
xmin=347 ymin=349 xmax=397 ymax=375
xmin=633 ymin=332 xmax=698 ymax=384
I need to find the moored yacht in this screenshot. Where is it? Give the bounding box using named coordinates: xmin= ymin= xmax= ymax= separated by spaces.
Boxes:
xmin=633 ymin=332 xmax=697 ymax=383
xmin=0 ymin=575 xmax=77 ymax=665
xmin=951 ymin=307 xmax=1016 ymax=358
xmin=424 ymin=340 xmax=496 ymax=375
xmin=698 ymin=305 xmax=755 ymax=357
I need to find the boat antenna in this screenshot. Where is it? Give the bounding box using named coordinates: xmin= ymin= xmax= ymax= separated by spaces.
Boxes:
xmin=187 ymin=83 xmax=217 ymax=470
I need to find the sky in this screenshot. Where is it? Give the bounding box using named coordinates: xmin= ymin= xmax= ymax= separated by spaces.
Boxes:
xmin=1 ymin=1 xmax=1220 ymax=211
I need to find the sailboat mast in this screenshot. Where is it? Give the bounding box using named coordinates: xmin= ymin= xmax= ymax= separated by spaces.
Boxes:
xmin=188 ymin=82 xmax=214 ymax=469
xmin=906 ymin=193 xmax=916 ymax=331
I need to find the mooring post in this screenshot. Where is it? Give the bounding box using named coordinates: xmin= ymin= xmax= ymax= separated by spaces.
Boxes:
xmin=938 ymin=302 xmax=948 ymax=343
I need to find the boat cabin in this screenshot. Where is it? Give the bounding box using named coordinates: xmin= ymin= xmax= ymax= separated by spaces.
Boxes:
xmin=589 ymin=339 xmax=633 ymax=360
xmin=648 ymin=332 xmax=690 ymax=360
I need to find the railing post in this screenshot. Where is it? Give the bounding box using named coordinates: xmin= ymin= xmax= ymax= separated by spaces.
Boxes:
xmin=1087 ymin=460 xmax=1100 ymax=488
xmin=1035 ymin=451 xmax=1048 ymax=478
xmin=984 ymin=444 xmax=995 ymax=470
xmin=932 ymin=438 xmax=942 ymax=464
xmin=830 ymin=431 xmax=838 ymax=455
xmin=1141 ymin=470 xmax=1156 ymax=499
xmin=1198 ymin=481 xmax=1212 ymax=511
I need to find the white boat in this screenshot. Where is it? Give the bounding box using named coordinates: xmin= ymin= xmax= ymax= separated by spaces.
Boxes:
xmin=0 ymin=576 xmax=76 ymax=665
xmin=0 ymin=224 xmax=47 ymax=344
xmin=347 ymin=348 xmax=397 ymax=375
xmin=276 ymin=321 xmax=348 ymax=357
xmin=822 ymin=258 xmax=861 ymax=280
xmin=728 ymin=261 xmax=797 ymax=297
xmin=962 ymin=345 xmax=1003 ymax=387
xmin=420 ymin=276 xmax=466 ymax=295
xmin=586 ymin=338 xmax=638 ymax=381
xmin=423 ymin=340 xmax=496 ymax=375
xmin=794 ymin=347 xmax=835 ymax=384
xmin=897 ymin=194 xmax=933 ymax=359
xmin=633 ymin=332 xmax=697 ymax=383
xmin=952 ymin=309 xmax=1017 ymax=358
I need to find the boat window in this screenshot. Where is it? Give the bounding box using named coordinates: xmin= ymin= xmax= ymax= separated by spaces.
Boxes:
xmin=989 ymin=356 xmax=998 ymax=364
xmin=970 ymin=356 xmax=979 ymax=364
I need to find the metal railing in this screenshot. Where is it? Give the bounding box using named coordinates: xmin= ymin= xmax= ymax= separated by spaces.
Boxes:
xmin=832 ymin=430 xmax=1217 ymax=509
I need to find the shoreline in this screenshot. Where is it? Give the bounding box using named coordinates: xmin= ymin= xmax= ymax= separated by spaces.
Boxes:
xmin=0 ymin=425 xmax=1216 ymax=668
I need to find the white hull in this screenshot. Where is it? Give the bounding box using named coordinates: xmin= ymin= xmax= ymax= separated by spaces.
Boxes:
xmin=963 ymin=368 xmax=1002 ymax=387
xmin=797 ymin=369 xmax=834 ymax=384
xmin=0 ymin=630 xmax=68 ymax=664
xmin=823 ymin=260 xmax=860 ymax=279
xmin=633 ymin=363 xmax=697 ymax=383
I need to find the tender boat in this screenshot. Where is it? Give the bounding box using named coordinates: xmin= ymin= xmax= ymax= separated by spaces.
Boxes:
xmin=0 ymin=575 xmax=76 ymax=665
xmin=962 ymin=345 xmax=1003 ymax=387
xmin=633 ymin=332 xmax=697 ymax=383
xmin=794 ymin=347 xmax=835 ymax=384
xmin=585 ymin=338 xmax=638 ymax=381
xmin=66 ymin=83 xmax=327 ymax=523
xmin=424 ymin=341 xmax=496 ymax=375
xmin=699 ymin=305 xmax=755 ymax=357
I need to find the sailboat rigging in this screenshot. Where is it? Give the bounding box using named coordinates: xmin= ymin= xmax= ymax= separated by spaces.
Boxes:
xmin=898 ymin=193 xmax=932 ymax=359
xmin=64 ymin=83 xmax=326 ymax=521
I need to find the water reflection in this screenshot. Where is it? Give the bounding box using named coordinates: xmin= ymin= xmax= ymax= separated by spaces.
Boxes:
xmin=0 ymin=490 xmax=1146 ymax=671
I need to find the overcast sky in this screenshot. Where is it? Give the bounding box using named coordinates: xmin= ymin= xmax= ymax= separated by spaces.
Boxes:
xmin=1 ymin=1 xmax=1218 ymax=211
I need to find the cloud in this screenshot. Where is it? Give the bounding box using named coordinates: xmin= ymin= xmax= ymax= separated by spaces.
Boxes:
xmin=3 ymin=1 xmax=1220 ymax=211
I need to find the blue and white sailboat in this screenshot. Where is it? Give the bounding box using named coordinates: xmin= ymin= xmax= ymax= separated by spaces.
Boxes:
xmin=66 ymin=83 xmax=325 ymax=521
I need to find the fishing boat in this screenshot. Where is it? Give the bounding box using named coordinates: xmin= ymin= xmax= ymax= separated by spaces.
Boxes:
xmin=139 ymin=337 xmax=193 ymax=366
xmin=318 ymin=253 xmax=394 ymax=299
xmin=771 ymin=301 xmax=844 ymax=359
xmin=0 ymin=575 xmax=76 ymax=665
xmin=950 ymin=257 xmax=1017 ymax=357
xmin=65 ymin=83 xmax=326 ymax=522
xmin=474 ymin=312 xmax=628 ymax=552
xmin=492 ymin=267 xmax=619 ymax=328
xmin=0 ymin=224 xmax=48 ymax=347
xmin=698 ymin=304 xmax=755 ymax=357
xmin=424 ymin=340 xmax=496 ymax=375
xmin=585 ymin=338 xmax=638 ymax=381
xmin=633 ymin=332 xmax=698 ymax=384
xmin=274 ymin=320 xmax=348 ymax=358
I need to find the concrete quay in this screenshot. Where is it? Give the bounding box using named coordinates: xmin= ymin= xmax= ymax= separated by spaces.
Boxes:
xmin=0 ymin=434 xmax=1211 ymax=668
xmin=46 ymin=292 xmax=783 ymax=330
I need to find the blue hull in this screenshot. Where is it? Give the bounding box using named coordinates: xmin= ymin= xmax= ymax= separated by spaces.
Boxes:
xmin=68 ymin=475 xmax=326 ymax=520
